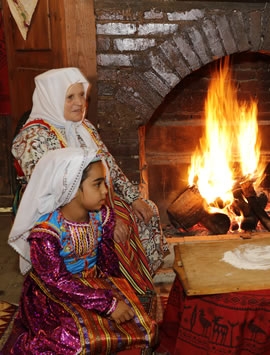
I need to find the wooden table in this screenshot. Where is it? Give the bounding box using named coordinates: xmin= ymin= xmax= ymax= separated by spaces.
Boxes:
xmin=173 ymin=232 xmax=270 ymax=295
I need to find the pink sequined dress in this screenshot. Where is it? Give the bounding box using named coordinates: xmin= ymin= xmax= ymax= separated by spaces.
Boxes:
xmin=3 ymin=206 xmax=158 ymax=354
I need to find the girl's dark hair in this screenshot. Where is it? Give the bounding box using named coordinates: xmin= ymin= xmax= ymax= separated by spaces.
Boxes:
xmin=80 ymin=160 xmax=101 ymax=186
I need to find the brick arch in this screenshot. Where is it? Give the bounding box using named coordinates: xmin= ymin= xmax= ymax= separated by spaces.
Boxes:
xmin=95 ymin=3 xmax=270 ymax=181
xmin=108 ymin=9 xmax=270 ymax=129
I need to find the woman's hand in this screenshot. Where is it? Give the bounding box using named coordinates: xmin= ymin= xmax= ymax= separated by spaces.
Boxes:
xmin=114 ymin=218 xmax=129 ymax=244
xmin=110 ymin=300 xmax=135 ymax=324
xmin=131 ymin=199 xmax=154 ymax=224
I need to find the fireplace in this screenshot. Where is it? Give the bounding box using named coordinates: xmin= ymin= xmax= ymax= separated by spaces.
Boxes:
xmin=94 ymin=1 xmax=270 ymax=231
xmin=145 ymin=52 xmax=270 ymax=229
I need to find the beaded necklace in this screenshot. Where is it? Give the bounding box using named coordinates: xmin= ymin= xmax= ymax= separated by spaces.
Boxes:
xmin=63 ymin=211 xmax=102 ymax=258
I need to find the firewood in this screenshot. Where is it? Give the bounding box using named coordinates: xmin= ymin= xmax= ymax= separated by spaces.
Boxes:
xmin=232 ymin=183 xmax=252 ymax=217
xmin=232 ymin=182 xmax=268 ymax=231
xmin=240 ymin=216 xmax=258 ymax=231
xmin=241 ymin=181 xmax=270 ymax=231
xmin=200 ymin=212 xmax=231 ymax=235
xmin=167 ymin=185 xmax=206 ymax=230
xmin=167 ymin=186 xmax=231 ymax=234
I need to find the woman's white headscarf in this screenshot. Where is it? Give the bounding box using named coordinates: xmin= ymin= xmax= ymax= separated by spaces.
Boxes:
xmin=9 ymin=147 xmax=101 ymax=275
xmin=28 ymin=67 xmax=95 ymax=148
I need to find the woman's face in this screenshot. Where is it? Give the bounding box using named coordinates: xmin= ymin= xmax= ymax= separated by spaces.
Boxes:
xmin=64 ymin=83 xmax=86 ymax=122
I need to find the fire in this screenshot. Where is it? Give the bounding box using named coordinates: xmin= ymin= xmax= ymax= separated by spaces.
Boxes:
xmin=188 ymin=57 xmax=263 ymax=214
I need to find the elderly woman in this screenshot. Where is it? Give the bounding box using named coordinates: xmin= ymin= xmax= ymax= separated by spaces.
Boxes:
xmin=12 ymin=67 xmax=169 ymax=276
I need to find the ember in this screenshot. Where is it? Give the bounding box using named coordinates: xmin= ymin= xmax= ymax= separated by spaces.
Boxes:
xmin=167 ymin=57 xmax=268 ymax=235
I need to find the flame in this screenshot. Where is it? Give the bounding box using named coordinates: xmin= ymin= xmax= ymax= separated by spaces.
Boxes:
xmin=188 ymin=57 xmax=263 ymax=211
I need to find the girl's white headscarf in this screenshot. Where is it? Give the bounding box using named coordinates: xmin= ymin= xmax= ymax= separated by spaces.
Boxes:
xmin=9 ymin=147 xmax=101 ymax=275
xmin=28 ymin=67 xmax=95 ymax=148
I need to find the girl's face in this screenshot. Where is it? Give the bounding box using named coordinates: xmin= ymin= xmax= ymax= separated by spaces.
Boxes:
xmin=76 ymin=161 xmax=108 ymax=211
xmin=64 ymin=83 xmax=86 ymax=122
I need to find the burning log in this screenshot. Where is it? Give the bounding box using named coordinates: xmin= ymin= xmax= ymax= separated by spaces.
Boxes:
xmin=240 ymin=181 xmax=270 ymax=231
xmin=232 ymin=183 xmax=252 ymax=217
xmin=200 ymin=212 xmax=231 ymax=235
xmin=240 ymin=216 xmax=258 ymax=231
xmin=232 ymin=183 xmax=258 ymax=231
xmin=231 ymin=181 xmax=268 ymax=231
xmin=167 ymin=185 xmax=230 ymax=234
xmin=167 ymin=185 xmax=206 ymax=230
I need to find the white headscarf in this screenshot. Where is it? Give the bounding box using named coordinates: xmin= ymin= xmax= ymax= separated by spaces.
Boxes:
xmin=9 ymin=147 xmax=100 ymax=275
xmin=28 ymin=67 xmax=95 ymax=148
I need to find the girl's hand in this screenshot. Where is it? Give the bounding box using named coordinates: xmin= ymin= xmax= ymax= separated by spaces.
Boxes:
xmin=114 ymin=218 xmax=129 ymax=243
xmin=131 ymin=199 xmax=153 ymax=224
xmin=110 ymin=300 xmax=135 ymax=324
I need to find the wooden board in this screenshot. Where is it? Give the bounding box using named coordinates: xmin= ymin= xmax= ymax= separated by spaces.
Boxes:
xmin=173 ymin=233 xmax=270 ymax=296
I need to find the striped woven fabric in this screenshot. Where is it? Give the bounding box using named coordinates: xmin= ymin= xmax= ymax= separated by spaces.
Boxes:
xmin=107 ymin=194 xmax=155 ymax=295
xmin=71 ymin=276 xmax=158 ymax=354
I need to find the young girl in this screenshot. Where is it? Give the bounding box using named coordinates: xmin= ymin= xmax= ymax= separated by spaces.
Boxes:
xmin=4 ymin=148 xmax=158 ymax=354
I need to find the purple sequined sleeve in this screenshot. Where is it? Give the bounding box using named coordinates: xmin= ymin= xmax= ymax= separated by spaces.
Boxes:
xmin=29 ymin=230 xmax=114 ymax=315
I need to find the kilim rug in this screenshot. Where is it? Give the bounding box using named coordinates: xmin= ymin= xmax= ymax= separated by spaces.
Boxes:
xmin=0 ymin=301 xmax=18 ymax=351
